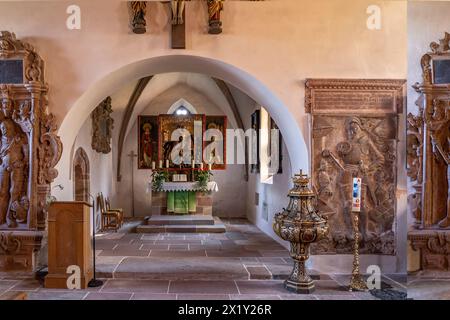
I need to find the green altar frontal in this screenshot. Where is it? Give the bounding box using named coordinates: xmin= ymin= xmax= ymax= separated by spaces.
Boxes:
xmin=166 ymin=191 xmax=197 ymax=214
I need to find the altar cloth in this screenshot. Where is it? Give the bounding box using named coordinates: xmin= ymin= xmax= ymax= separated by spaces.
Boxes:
xmin=147 ymin=181 xmax=219 ymax=193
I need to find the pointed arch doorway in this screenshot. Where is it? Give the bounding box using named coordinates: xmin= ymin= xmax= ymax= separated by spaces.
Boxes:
xmin=73 ymin=147 xmax=90 ymax=202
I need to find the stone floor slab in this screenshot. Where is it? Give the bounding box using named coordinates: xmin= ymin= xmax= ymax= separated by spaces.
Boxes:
xmin=101 ymin=279 xmax=169 ymax=293
xmin=169 ymin=280 xmax=239 ymax=294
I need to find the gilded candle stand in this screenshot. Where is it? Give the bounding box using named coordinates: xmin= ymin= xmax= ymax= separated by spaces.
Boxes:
xmin=273 ymin=171 xmax=329 ymax=294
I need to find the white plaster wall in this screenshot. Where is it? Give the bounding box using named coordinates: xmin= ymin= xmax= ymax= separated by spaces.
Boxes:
xmin=117 ymin=83 xmax=248 ymax=218
xmin=0 ymin=0 xmax=409 ymax=273
xmin=406 ymin=1 xmax=450 ymax=272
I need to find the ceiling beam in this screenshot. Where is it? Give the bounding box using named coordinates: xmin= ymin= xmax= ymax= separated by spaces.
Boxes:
xmin=116 ymin=76 xmax=153 ymax=182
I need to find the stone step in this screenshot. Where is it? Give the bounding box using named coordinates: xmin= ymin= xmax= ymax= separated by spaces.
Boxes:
xmin=136 ymin=224 xmax=226 ymax=234
xmin=145 ymin=215 xmax=215 ymax=226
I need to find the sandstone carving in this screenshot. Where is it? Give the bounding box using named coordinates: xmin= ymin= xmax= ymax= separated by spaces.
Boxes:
xmin=305 ymin=79 xmax=405 ymax=255
xmin=91 ymin=96 xmax=114 ymax=154
xmin=0 ymin=31 xmax=62 ymax=271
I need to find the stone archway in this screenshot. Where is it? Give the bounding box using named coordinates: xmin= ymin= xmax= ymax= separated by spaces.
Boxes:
xmin=73 ymin=148 xmax=90 ymax=202
xmin=55 ymin=55 xmax=309 ymax=201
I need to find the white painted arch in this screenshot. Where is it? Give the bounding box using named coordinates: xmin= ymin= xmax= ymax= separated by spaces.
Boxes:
xmin=54 ymin=55 xmax=308 ymax=200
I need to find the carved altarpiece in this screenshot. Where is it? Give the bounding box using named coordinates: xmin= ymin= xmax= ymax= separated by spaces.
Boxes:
xmin=408 ymin=33 xmax=450 ymax=271
xmin=305 ymin=79 xmax=405 ymax=255
xmin=0 ymin=31 xmax=62 ymax=271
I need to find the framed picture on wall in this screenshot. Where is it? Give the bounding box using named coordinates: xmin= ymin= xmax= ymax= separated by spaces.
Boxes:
xmin=250 ymin=110 xmax=260 ymax=174
xmin=137 ymin=116 xmax=159 ymax=169
xmin=432 ymin=56 xmax=450 ymax=84
xmin=205 ymin=116 xmax=227 ymax=170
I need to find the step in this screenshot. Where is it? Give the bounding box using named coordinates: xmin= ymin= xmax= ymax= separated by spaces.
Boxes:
xmin=136 ymin=224 xmax=226 ymax=234
xmin=145 ymin=215 xmax=215 ymax=226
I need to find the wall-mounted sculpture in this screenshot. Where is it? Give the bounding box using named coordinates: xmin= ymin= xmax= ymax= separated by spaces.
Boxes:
xmin=91 ymin=96 xmax=114 ymax=154
xmin=0 ymin=31 xmax=62 ymax=271
xmin=129 ymin=1 xmax=147 ymax=34
xmin=408 ymin=32 xmax=450 ymax=271
xmin=305 ymin=79 xmax=405 ymax=255
xmin=207 ymin=0 xmax=224 ymax=34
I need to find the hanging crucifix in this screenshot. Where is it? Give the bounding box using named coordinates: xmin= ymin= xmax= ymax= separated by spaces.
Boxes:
xmin=170 ymin=0 xmax=187 ymax=49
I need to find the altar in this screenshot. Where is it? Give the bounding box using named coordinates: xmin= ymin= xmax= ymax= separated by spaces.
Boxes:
xmin=148 ymin=181 xmax=218 ymax=215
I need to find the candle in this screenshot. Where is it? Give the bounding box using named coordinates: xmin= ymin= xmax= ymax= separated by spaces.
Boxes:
xmin=152 ymin=161 xmax=155 ymax=170
xmin=192 ymin=160 xmax=195 ymax=168
xmin=159 ymin=160 xmax=163 ymax=168
xmin=200 ymin=163 xmax=204 ymax=170
xmin=166 ymin=160 xmax=169 ymax=168
xmin=208 ymin=163 xmax=212 ymax=171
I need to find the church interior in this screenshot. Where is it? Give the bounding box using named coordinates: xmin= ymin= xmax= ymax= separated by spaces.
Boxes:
xmin=0 ymin=0 xmax=449 ymax=302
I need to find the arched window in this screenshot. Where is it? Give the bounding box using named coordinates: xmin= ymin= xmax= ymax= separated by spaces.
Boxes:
xmin=173 ymin=106 xmax=190 ymax=116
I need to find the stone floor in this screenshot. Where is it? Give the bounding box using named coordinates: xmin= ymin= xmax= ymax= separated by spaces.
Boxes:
xmin=0 ymin=219 xmax=406 ymax=300
xmin=408 ymin=271 xmax=450 ymax=300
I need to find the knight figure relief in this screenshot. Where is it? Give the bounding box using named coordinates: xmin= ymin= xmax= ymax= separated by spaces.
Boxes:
xmin=305 ymin=79 xmax=405 ymax=255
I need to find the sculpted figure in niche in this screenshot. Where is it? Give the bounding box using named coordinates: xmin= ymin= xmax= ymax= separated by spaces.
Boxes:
xmin=0 ymin=118 xmax=29 ymax=228
xmin=323 ymin=117 xmax=384 ymax=241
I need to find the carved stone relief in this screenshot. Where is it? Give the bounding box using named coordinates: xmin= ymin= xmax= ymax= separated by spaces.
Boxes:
xmin=305 ymin=79 xmax=405 ymax=255
xmin=0 ymin=31 xmax=62 ymax=271
xmin=91 ymin=96 xmax=114 ymax=154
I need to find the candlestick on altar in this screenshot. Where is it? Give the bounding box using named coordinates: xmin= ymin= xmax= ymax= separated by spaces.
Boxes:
xmin=192 ymin=160 xmax=195 ymax=168
xmin=200 ymin=163 xmax=204 ymax=170
xmin=159 ymin=160 xmax=163 ymax=169
xmin=166 ymin=159 xmax=169 ymax=168
xmin=152 ymin=161 xmax=156 ymax=170
xmin=208 ymin=163 xmax=212 ymax=171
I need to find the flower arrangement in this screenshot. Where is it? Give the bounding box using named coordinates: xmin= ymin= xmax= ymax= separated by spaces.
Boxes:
xmin=195 ymin=170 xmax=213 ymax=194
xmin=151 ymin=170 xmax=169 ymax=192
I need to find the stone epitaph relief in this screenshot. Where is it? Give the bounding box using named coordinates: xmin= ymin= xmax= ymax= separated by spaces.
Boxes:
xmin=0 ymin=31 xmax=62 ymax=271
xmin=408 ymin=33 xmax=450 ymax=271
xmin=129 ymin=1 xmax=147 ymax=34
xmin=305 ymin=79 xmax=405 ymax=255
xmin=91 ymin=96 xmax=114 ymax=154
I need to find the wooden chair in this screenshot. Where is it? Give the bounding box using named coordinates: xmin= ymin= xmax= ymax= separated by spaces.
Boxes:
xmin=105 ymin=196 xmax=124 ymax=228
xmin=98 ymin=193 xmax=120 ymax=232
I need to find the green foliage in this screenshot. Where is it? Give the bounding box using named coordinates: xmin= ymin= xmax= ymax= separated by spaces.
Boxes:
xmin=151 ymin=171 xmax=169 ymax=192
xmin=195 ymin=170 xmax=213 ymax=194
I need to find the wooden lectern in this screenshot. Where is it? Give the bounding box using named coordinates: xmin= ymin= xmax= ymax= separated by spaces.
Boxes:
xmin=45 ymin=202 xmax=93 ymax=289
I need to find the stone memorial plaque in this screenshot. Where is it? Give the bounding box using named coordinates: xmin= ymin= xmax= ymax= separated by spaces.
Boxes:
xmin=0 ymin=60 xmax=23 ymax=84
xmin=305 ymin=79 xmax=405 ymax=255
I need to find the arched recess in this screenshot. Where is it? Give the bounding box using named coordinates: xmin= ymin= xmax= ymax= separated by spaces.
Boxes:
xmin=166 ymin=98 xmax=198 ymax=114
xmin=73 ymin=147 xmax=90 ymax=202
xmin=55 ymin=55 xmax=308 ymax=200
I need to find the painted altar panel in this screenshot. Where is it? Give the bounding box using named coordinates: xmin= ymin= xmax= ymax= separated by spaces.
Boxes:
xmin=138 ymin=116 xmax=158 ymax=169
xmin=305 ymin=79 xmax=405 ymax=255
xmin=205 ymin=115 xmax=227 ymax=170
xmin=158 ymin=114 xmax=204 ymax=169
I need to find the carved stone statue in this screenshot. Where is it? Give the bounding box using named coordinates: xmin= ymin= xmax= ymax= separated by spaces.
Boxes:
xmin=207 ymin=0 xmax=224 ymax=34
xmin=91 ymin=96 xmax=114 ymax=154
xmin=431 ymin=136 xmax=450 ymax=228
xmin=130 ymin=1 xmax=147 ymax=34
xmin=171 ymin=0 xmax=186 ymax=25
xmin=0 ymin=119 xmax=29 ymax=228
